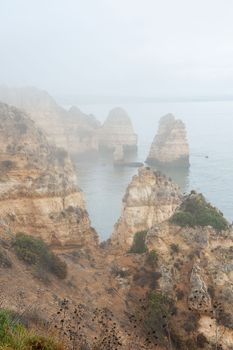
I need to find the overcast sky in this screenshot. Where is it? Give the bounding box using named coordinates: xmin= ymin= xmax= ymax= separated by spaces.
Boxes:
xmin=1 ymin=0 xmax=233 ymax=97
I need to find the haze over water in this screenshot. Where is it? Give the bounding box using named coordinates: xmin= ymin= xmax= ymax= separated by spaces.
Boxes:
xmin=74 ymin=100 xmax=233 ymax=240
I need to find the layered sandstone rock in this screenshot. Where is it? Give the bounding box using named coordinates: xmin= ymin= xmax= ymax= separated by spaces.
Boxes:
xmin=146 ymin=113 xmax=189 ymax=167
xmin=111 ymin=167 xmax=181 ymax=248
xmin=0 ymin=86 xmax=100 ymax=156
xmin=98 ymin=107 xmax=137 ymax=154
xmin=0 ymin=103 xmax=97 ymax=247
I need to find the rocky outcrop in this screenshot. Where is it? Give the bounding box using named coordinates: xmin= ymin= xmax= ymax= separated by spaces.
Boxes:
xmin=64 ymin=106 xmax=100 ymax=156
xmin=146 ymin=113 xmax=189 ymax=167
xmin=145 ymin=219 xmax=233 ymax=349
xmin=111 ymin=167 xmax=181 ymax=249
xmin=98 ymin=107 xmax=137 ymax=154
xmin=0 ymin=86 xmax=101 ymax=156
xmin=0 ymin=102 xmax=97 ymax=247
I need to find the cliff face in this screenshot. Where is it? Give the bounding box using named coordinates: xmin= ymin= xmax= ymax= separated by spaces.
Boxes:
xmin=145 ymin=221 xmax=233 ymax=349
xmin=0 ymin=103 xmax=97 ymax=247
xmin=146 ymin=113 xmax=189 ymax=167
xmin=111 ymin=167 xmax=181 ymax=249
xmin=98 ymin=107 xmax=137 ymax=153
xmin=0 ymin=86 xmax=100 ymax=156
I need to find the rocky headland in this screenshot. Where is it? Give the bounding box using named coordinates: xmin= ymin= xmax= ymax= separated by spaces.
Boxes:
xmin=0 ymin=103 xmax=233 ymax=349
xmin=0 ymin=86 xmax=101 ymax=157
xmin=146 ymin=113 xmax=190 ymax=167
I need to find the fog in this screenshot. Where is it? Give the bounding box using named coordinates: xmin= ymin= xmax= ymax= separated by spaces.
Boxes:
xmin=1 ymin=0 xmax=233 ymax=98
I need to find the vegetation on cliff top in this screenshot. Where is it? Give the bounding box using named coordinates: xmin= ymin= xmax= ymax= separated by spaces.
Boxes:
xmin=13 ymin=233 xmax=67 ymax=279
xmin=170 ymin=192 xmax=229 ymax=231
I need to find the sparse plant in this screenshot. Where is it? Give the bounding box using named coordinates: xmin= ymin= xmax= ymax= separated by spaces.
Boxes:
xmin=146 ymin=250 xmax=158 ymax=267
xmin=13 ymin=233 xmax=67 ymax=279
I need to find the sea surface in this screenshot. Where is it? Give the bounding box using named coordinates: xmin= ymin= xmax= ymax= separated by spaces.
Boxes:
xmin=73 ymin=101 xmax=233 ymax=240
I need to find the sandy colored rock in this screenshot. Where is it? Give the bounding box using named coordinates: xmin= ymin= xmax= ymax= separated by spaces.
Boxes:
xmin=98 ymin=107 xmax=137 ymax=153
xmin=0 ymin=86 xmax=100 ymax=156
xmin=0 ymin=102 xmax=97 ymax=247
xmin=111 ymin=167 xmax=181 ymax=249
xmin=146 ymin=113 xmax=189 ymax=167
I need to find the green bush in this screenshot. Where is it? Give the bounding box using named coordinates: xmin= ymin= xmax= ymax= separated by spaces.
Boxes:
xmin=0 ymin=309 xmax=63 ymax=350
xmin=146 ymin=250 xmax=158 ymax=267
xmin=128 ymin=231 xmax=148 ymax=254
xmin=170 ymin=193 xmax=228 ymax=231
xmin=143 ymin=292 xmax=176 ymax=343
xmin=13 ymin=233 xmax=67 ymax=279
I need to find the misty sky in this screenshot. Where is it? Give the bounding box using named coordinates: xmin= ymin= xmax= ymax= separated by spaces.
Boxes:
xmin=1 ymin=0 xmax=233 ymax=97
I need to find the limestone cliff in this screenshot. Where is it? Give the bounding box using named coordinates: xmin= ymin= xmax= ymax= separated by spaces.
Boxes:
xmin=0 ymin=86 xmax=100 ymax=156
xmin=98 ymin=107 xmax=137 ymax=154
xmin=145 ymin=219 xmax=233 ymax=349
xmin=0 ymin=102 xmax=97 ymax=247
xmin=111 ymin=167 xmax=181 ymax=248
xmin=146 ymin=113 xmax=189 ymax=167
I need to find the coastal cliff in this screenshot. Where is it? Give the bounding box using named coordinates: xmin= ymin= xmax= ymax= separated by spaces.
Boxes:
xmin=0 ymin=86 xmax=100 ymax=156
xmin=0 ymin=102 xmax=97 ymax=247
xmin=146 ymin=113 xmax=189 ymax=167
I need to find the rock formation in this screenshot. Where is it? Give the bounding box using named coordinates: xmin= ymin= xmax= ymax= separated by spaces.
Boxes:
xmin=98 ymin=107 xmax=137 ymax=154
xmin=146 ymin=113 xmax=189 ymax=167
xmin=145 ymin=218 xmax=233 ymax=349
xmin=65 ymin=106 xmax=100 ymax=156
xmin=111 ymin=167 xmax=181 ymax=249
xmin=0 ymin=102 xmax=97 ymax=247
xmin=0 ymin=86 xmax=100 ymax=156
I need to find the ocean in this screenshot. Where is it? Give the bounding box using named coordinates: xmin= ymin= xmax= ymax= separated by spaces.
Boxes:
xmin=74 ymin=100 xmax=233 ymax=240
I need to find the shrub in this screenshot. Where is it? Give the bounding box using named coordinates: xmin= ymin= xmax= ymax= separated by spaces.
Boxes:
xmin=0 ymin=309 xmax=63 ymax=350
xmin=142 ymin=291 xmax=176 ymax=344
xmin=111 ymin=264 xmax=129 ymax=278
xmin=25 ymin=335 xmax=63 ymax=350
xmin=128 ymin=231 xmax=148 ymax=254
xmin=146 ymin=250 xmax=158 ymax=267
xmin=0 ymin=247 xmax=12 ymax=268
xmin=170 ymin=244 xmax=180 ymax=254
xmin=13 ymin=233 xmax=67 ymax=279
xmin=196 ymin=333 xmax=208 ymax=348
xmin=170 ymin=193 xmax=228 ymax=231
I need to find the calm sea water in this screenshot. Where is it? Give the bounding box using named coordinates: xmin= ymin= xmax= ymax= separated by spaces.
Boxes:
xmin=73 ymin=101 xmax=233 ymax=240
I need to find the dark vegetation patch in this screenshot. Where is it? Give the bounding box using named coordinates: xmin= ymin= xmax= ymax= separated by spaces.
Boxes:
xmin=128 ymin=231 xmax=148 ymax=254
xmin=13 ymin=233 xmax=67 ymax=279
xmin=170 ymin=192 xmax=228 ymax=231
xmin=146 ymin=250 xmax=158 ymax=267
xmin=0 ymin=308 xmax=63 ymax=350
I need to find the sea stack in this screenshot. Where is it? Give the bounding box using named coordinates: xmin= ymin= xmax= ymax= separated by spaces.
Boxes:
xmin=146 ymin=114 xmax=189 ymax=167
xmin=98 ymin=107 xmax=137 ymax=154
xmin=65 ymin=106 xmax=100 ymax=157
xmin=111 ymin=167 xmax=181 ymax=249
xmin=0 ymin=103 xmax=97 ymax=248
